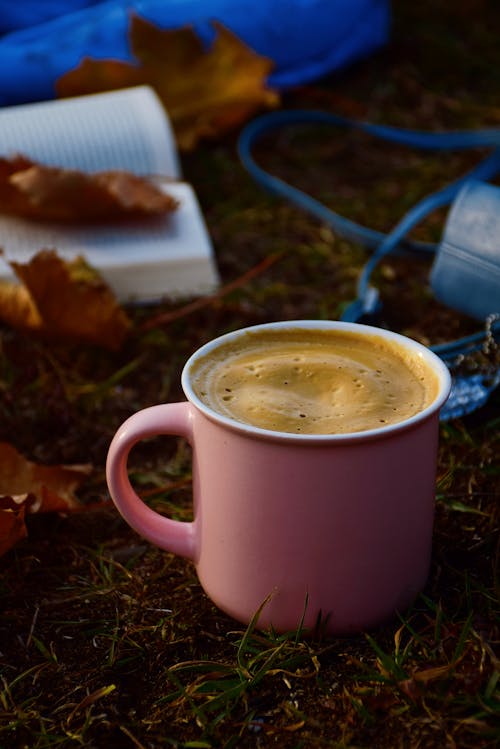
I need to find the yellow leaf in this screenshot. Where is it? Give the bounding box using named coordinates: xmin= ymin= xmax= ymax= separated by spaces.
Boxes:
xmin=0 ymin=250 xmax=131 ymax=350
xmin=0 ymin=278 xmax=43 ymax=331
xmin=57 ymin=16 xmax=279 ymax=150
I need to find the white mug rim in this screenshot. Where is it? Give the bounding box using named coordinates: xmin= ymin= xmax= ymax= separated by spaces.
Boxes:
xmin=181 ymin=320 xmax=452 ymax=444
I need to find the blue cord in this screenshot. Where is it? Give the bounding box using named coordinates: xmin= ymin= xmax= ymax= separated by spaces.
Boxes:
xmin=237 ymin=110 xmax=500 ymax=360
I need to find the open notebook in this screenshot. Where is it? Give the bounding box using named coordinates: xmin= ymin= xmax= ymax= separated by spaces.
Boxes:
xmin=0 ymin=86 xmax=220 ymax=302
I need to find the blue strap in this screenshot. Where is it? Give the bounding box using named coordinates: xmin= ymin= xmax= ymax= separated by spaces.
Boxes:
xmin=238 ymin=110 xmax=500 ymax=359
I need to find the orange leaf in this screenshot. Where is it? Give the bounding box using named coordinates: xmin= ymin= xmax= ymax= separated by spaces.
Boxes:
xmin=57 ymin=16 xmax=279 ymax=150
xmin=0 ymin=442 xmax=91 ymax=556
xmin=0 ymin=154 xmax=35 ymax=216
xmin=0 ymin=249 xmax=131 ymax=350
xmin=0 ymin=496 xmax=29 ymax=557
xmin=0 ymin=155 xmax=178 ymax=222
xmin=0 ymin=278 xmax=42 ymax=331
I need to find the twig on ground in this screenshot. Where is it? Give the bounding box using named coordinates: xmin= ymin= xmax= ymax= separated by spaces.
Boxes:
xmin=140 ymin=252 xmax=284 ymax=331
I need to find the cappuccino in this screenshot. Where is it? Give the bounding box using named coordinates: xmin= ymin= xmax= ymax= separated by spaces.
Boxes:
xmin=190 ymin=327 xmax=439 ymax=434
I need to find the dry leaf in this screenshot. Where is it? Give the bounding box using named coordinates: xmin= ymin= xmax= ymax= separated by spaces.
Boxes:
xmin=0 ymin=495 xmax=29 ymax=557
xmin=412 ymin=663 xmax=456 ymax=683
xmin=0 ymin=250 xmax=131 ymax=350
xmin=0 ymin=154 xmax=35 ymax=216
xmin=57 ymin=16 xmax=279 ymax=150
xmin=0 ymin=155 xmax=178 ymax=222
xmin=0 ymin=442 xmax=91 ymax=556
xmin=0 ymin=279 xmax=42 ymax=331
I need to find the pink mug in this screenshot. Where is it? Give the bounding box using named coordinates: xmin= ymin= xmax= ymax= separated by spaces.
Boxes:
xmin=106 ymin=321 xmax=451 ymax=634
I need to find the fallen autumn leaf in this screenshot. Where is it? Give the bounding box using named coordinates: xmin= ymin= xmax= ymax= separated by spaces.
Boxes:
xmin=0 ymin=155 xmax=178 ymax=222
xmin=0 ymin=249 xmax=131 ymax=350
xmin=57 ymin=16 xmax=279 ymax=150
xmin=0 ymin=442 xmax=91 ymax=556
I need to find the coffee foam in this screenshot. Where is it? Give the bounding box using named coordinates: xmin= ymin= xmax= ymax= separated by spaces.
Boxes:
xmin=190 ymin=328 xmax=439 ymax=434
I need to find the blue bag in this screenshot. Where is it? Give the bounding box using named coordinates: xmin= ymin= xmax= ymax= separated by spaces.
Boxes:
xmin=0 ymin=0 xmax=390 ymax=106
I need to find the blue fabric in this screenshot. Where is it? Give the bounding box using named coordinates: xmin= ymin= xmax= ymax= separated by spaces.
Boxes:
xmin=0 ymin=1 xmax=100 ymax=34
xmin=0 ymin=0 xmax=390 ymax=106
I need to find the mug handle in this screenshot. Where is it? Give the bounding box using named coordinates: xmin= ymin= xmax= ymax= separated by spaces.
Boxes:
xmin=106 ymin=402 xmax=196 ymax=561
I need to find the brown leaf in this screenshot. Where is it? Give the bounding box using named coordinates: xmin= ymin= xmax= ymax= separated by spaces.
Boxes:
xmin=0 ymin=250 xmax=131 ymax=350
xmin=57 ymin=16 xmax=280 ymax=150
xmin=0 ymin=154 xmax=36 ymax=216
xmin=0 ymin=155 xmax=178 ymax=222
xmin=0 ymin=442 xmax=91 ymax=556
xmin=0 ymin=278 xmax=43 ymax=331
xmin=412 ymin=663 xmax=456 ymax=683
xmin=0 ymin=495 xmax=29 ymax=557
xmin=397 ymin=678 xmax=422 ymax=702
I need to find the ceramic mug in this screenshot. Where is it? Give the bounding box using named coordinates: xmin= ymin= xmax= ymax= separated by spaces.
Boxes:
xmin=106 ymin=321 xmax=451 ymax=634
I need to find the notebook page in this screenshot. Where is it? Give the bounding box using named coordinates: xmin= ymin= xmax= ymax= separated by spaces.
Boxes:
xmin=0 ymin=86 xmax=181 ymax=178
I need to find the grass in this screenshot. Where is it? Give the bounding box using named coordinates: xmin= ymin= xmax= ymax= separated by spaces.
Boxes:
xmin=1 ymin=0 xmax=500 ymax=747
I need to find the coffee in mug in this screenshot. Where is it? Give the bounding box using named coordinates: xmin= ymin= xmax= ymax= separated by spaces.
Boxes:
xmin=106 ymin=321 xmax=451 ymax=635
xmin=190 ymin=327 xmax=439 ymax=435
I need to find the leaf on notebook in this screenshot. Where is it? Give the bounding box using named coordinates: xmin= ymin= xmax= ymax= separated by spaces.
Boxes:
xmin=0 ymin=153 xmax=37 ymax=216
xmin=56 ymin=17 xmax=280 ymax=150
xmin=0 ymin=441 xmax=91 ymax=556
xmin=0 ymin=155 xmax=178 ymax=222
xmin=0 ymin=250 xmax=131 ymax=350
